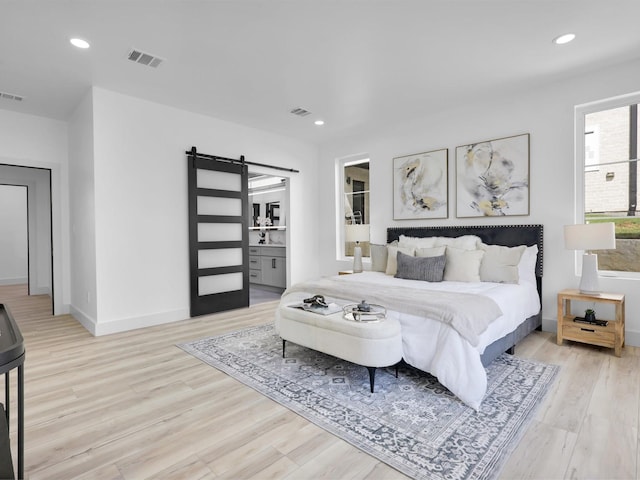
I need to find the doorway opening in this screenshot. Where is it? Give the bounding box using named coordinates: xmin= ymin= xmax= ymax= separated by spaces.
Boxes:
xmin=0 ymin=164 xmax=54 ymax=314
xmin=248 ymin=173 xmax=288 ymax=305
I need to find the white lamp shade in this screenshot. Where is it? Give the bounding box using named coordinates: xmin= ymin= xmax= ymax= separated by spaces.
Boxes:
xmin=564 ymin=222 xmax=616 ymax=251
xmin=345 ymin=224 xmax=370 ymax=243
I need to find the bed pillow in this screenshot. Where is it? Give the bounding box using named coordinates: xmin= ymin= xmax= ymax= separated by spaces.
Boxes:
xmin=370 ymin=244 xmax=389 ymax=272
xmin=443 ymin=247 xmax=484 ymax=282
xmin=398 ymin=235 xmax=437 ymax=249
xmin=517 ymin=244 xmax=539 ymax=286
xmin=434 ymin=235 xmax=481 ymax=251
xmin=399 ymin=234 xmax=481 ymax=251
xmin=416 ymin=246 xmax=446 ymax=258
xmin=395 ymin=251 xmax=446 ymax=282
xmin=479 ymin=243 xmax=526 ymax=283
xmin=385 ymin=245 xmax=416 ymax=275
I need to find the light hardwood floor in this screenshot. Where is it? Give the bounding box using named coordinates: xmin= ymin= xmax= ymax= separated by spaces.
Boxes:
xmin=1 ymin=284 xmax=638 ymax=479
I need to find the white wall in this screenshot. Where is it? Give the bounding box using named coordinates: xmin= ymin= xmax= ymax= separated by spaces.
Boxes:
xmin=0 ymin=185 xmax=28 ymax=284
xmin=318 ymin=58 xmax=640 ymax=346
xmin=80 ymin=87 xmax=319 ymax=335
xmin=29 ymin=169 xmax=52 ymax=295
xmin=68 ymin=90 xmax=98 ymax=324
xmin=0 ymin=110 xmax=69 ymax=313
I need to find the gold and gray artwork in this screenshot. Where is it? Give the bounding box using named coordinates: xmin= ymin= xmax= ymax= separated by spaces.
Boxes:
xmin=457 ymin=133 xmax=529 ymax=217
xmin=393 ymin=149 xmax=448 ymax=220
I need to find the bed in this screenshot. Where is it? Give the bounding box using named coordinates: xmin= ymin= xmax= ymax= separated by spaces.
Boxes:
xmin=276 ymin=224 xmax=543 ymax=409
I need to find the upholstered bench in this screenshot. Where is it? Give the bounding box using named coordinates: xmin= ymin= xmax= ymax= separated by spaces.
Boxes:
xmin=275 ymin=303 xmax=403 ymax=392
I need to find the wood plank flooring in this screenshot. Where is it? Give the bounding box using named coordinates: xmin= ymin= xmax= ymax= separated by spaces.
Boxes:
xmin=1 ymin=284 xmax=638 ymax=479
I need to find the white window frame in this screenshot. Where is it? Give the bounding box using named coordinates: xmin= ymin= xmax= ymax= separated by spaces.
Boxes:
xmin=335 ymin=153 xmax=370 ymax=261
xmin=584 ymin=126 xmax=600 ymax=172
xmin=575 ymin=90 xmax=640 ymax=279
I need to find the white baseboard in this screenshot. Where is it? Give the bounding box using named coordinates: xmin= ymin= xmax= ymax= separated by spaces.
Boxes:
xmin=94 ymin=308 xmax=191 ymax=336
xmin=70 ymin=305 xmax=98 ymax=335
xmin=70 ymin=306 xmax=191 ymax=336
xmin=541 ymin=317 xmax=557 ymax=333
xmin=0 ymin=277 xmax=27 ymax=286
xmin=626 ymin=330 xmax=640 ymax=348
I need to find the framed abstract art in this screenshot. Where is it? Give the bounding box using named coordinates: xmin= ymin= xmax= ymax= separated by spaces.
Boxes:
xmin=393 ymin=148 xmax=448 ymax=220
xmin=455 ymin=133 xmax=530 ymax=217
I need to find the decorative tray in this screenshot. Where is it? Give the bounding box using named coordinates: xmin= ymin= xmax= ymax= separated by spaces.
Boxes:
xmin=342 ymin=303 xmax=386 ymax=322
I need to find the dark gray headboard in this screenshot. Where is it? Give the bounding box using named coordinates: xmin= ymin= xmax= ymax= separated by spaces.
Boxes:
xmin=387 ymin=224 xmax=543 ymax=296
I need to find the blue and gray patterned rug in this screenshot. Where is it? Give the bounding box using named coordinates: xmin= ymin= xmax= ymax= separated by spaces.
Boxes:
xmin=179 ymin=323 xmax=558 ymax=480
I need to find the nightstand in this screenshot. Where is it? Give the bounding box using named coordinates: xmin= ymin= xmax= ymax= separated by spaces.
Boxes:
xmin=557 ymin=289 xmax=625 ymax=357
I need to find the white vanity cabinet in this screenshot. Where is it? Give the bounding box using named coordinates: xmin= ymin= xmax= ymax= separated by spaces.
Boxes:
xmin=249 ymin=246 xmax=286 ymax=289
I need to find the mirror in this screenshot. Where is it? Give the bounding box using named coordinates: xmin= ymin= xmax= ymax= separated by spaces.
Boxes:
xmin=252 ymin=203 xmax=260 ymax=226
xmin=266 ymin=202 xmax=280 ymax=224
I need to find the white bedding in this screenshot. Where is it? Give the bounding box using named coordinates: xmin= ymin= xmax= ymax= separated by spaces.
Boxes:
xmin=278 ymin=271 xmax=540 ymax=410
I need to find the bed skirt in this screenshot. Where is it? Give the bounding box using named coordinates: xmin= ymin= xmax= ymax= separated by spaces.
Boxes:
xmin=480 ymin=311 xmax=542 ymax=367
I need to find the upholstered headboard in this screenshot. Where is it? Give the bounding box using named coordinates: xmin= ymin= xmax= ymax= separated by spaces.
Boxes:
xmin=387 ymin=224 xmax=544 ymax=297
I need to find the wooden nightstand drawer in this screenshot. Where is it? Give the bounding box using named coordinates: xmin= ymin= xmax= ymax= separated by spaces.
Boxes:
xmin=562 ymin=322 xmax=616 ymax=348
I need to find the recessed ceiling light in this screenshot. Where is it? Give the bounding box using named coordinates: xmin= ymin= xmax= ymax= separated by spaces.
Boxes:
xmin=70 ymin=38 xmax=90 ymax=49
xmin=553 ymin=33 xmax=575 ymax=45
xmin=314 ymin=120 xmax=325 ymax=126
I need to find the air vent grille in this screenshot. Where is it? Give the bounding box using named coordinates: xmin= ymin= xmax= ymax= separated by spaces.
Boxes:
xmin=290 ymin=107 xmax=312 ymax=117
xmin=128 ymin=49 xmax=164 ymax=68
xmin=0 ymin=91 xmax=24 ymax=102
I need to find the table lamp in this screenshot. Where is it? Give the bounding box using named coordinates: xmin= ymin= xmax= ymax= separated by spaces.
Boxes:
xmin=564 ymin=222 xmax=616 ymax=294
xmin=345 ymin=224 xmax=370 ymax=273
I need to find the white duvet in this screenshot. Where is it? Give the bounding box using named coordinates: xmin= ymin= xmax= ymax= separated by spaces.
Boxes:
xmin=279 ymin=271 xmax=540 ymax=410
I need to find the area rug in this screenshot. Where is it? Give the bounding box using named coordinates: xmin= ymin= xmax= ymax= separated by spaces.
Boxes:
xmin=178 ymin=324 xmax=558 ymax=480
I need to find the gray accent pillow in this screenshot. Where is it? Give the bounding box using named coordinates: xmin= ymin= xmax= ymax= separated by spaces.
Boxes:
xmin=395 ymin=251 xmax=446 ymax=282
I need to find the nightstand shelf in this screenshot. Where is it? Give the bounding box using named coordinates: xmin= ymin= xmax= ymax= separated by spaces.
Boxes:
xmin=557 ymin=289 xmax=625 ymax=356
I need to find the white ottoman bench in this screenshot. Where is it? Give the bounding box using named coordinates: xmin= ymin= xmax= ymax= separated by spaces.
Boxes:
xmin=275 ymin=303 xmax=403 ymax=392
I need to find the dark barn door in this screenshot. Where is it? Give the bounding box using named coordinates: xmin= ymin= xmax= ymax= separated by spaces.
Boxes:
xmin=187 ymin=149 xmax=249 ymax=317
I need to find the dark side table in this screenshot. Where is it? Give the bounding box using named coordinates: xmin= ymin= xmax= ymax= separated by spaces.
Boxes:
xmin=0 ymin=304 xmax=25 ymax=480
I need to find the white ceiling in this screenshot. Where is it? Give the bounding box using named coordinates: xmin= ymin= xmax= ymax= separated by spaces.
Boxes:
xmin=1 ymin=1 xmax=640 ymax=144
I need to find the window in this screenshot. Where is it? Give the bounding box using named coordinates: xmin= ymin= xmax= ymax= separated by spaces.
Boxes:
xmin=578 ymin=95 xmax=640 ymax=273
xmin=337 ymin=156 xmax=370 ymax=259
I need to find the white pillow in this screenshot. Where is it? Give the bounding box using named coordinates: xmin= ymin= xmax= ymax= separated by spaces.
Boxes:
xmin=398 ymin=235 xmax=437 ymax=249
xmin=517 ymin=245 xmax=539 ymax=285
xmin=386 ymin=245 xmax=416 ymax=275
xmin=399 ymin=234 xmax=481 ymax=251
xmin=370 ymin=244 xmax=389 ymax=272
xmin=444 ymin=247 xmax=484 ymax=282
xmin=416 ymin=246 xmax=446 ymax=258
xmin=479 ymin=243 xmax=526 ymax=283
xmin=434 ymin=235 xmax=481 ymax=251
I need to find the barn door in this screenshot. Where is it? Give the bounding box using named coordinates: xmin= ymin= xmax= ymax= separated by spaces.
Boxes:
xmin=187 ymin=148 xmax=249 ymax=317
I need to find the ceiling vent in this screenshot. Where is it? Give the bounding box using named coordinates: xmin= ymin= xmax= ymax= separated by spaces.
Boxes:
xmin=127 ymin=49 xmax=164 ymax=68
xmin=290 ymin=107 xmax=312 ymax=117
xmin=0 ymin=91 xmax=24 ymax=102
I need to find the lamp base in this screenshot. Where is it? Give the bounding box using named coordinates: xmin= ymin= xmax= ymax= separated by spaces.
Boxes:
xmin=353 ymin=245 xmax=363 ymax=273
xmin=579 ymin=253 xmax=601 ymax=294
